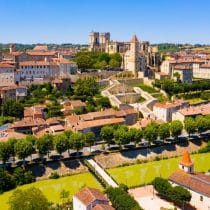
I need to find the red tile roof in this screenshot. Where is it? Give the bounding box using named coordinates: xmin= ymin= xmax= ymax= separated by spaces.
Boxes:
xmin=130 ymin=35 xmax=139 ymax=43
xmin=0 ymin=63 xmax=14 ymax=68
xmin=74 ymin=187 xmax=108 ymax=206
xmin=169 ymin=170 xmax=210 ymax=197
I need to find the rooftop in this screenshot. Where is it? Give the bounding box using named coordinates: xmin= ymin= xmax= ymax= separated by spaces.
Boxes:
xmin=74 ymin=187 xmax=108 ymax=207
xmin=169 ymin=170 xmax=210 ymax=197
xmin=179 ymin=150 xmax=193 ymax=166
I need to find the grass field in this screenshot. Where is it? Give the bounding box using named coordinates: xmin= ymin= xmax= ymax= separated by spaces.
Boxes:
xmin=108 ymin=153 xmax=210 ymax=188
xmin=0 ymin=172 xmax=103 ymax=210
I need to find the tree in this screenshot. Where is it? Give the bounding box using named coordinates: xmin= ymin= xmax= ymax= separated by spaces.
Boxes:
xmin=70 ymin=133 xmax=84 ymax=154
xmin=73 ymin=78 xmax=99 ymax=98
xmin=7 ymin=138 xmax=17 ymax=163
xmin=9 ymin=187 xmax=49 ymax=210
xmin=127 ymin=128 xmax=142 ymax=146
xmin=64 ymin=130 xmax=73 ymax=155
xmin=195 ymin=115 xmax=208 ymax=134
xmin=0 ymin=168 xmax=16 ymax=194
xmin=2 ymin=99 xmax=24 ymax=119
xmin=84 ymin=132 xmax=96 ymax=152
xmin=114 ymin=127 xmax=128 ymax=149
xmin=60 ymin=189 xmax=70 ymax=203
xmin=143 ymin=122 xmax=158 ymax=144
xmin=25 ymin=135 xmax=37 ymax=146
xmin=170 ymin=120 xmax=183 ymax=139
xmin=13 ymin=167 xmax=34 ymax=186
xmin=184 ymin=118 xmax=197 ymax=137
xmin=14 ymin=139 xmax=33 ymax=165
xmin=100 ymin=125 xmax=114 ymax=148
xmin=0 ymin=142 xmax=11 ymax=166
xmin=158 ymin=123 xmax=170 ymax=140
xmin=171 ymin=185 xmax=191 ymax=203
xmin=53 ymin=133 xmax=69 ymax=155
xmin=38 ymin=134 xmax=54 ymax=158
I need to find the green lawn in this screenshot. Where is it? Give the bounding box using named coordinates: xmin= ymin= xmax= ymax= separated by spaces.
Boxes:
xmin=108 ymin=153 xmax=210 ymax=188
xmin=138 ymin=84 xmax=159 ymax=93
xmin=0 ymin=172 xmax=103 ymax=210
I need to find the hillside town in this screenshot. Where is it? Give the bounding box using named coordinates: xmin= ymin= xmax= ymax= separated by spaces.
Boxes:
xmin=1 ymin=1 xmax=210 ymax=210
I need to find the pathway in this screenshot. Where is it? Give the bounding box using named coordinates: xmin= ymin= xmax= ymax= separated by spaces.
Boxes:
xmin=87 ymin=159 xmax=118 ymax=187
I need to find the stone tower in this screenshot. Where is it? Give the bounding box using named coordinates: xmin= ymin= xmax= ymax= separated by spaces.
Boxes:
xmin=124 ymin=35 xmax=140 ymax=75
xmin=179 ymin=150 xmax=194 ymax=174
xmin=9 ymin=43 xmax=15 ymax=53
xmin=89 ymin=31 xmax=100 ymax=51
xmin=99 ymin=32 xmax=110 ymax=45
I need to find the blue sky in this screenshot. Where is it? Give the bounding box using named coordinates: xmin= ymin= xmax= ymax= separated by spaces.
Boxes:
xmin=1 ymin=0 xmax=210 ymax=44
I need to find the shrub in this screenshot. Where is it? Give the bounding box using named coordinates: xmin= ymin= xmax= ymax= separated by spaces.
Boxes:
xmin=49 ymin=171 xmax=60 ymax=179
xmin=105 ymin=186 xmax=143 ymax=210
xmin=152 ymin=177 xmax=191 ymax=203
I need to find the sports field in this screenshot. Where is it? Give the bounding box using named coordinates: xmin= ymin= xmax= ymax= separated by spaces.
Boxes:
xmin=108 ymin=153 xmax=210 ymax=188
xmin=0 ymin=172 xmax=103 ymax=210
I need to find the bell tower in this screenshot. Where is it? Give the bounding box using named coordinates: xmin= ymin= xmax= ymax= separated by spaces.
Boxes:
xmin=89 ymin=31 xmax=100 ymax=51
xmin=179 ymin=150 xmax=194 ymax=174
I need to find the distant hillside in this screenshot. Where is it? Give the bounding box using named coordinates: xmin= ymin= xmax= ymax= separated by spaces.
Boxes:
xmin=153 ymin=43 xmax=210 ymax=53
xmin=0 ymin=43 xmax=88 ymax=52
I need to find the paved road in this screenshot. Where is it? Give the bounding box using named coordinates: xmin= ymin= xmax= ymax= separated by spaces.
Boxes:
xmin=87 ymin=159 xmax=118 ymax=187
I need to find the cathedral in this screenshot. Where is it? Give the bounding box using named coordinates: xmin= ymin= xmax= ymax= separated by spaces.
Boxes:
xmin=88 ymin=31 xmax=161 ymax=77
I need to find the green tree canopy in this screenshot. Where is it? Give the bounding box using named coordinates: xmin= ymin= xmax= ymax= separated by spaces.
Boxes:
xmin=100 ymin=125 xmax=114 ymax=147
xmin=14 ymin=139 xmax=33 ymax=162
xmin=53 ymin=133 xmax=69 ymax=155
xmin=170 ymin=120 xmax=183 ymax=139
xmin=0 ymin=142 xmax=11 ymax=165
xmin=9 ymin=187 xmax=49 ymax=210
xmin=143 ymin=122 xmax=158 ymax=144
xmin=158 ymin=123 xmax=170 ymax=140
xmin=184 ymin=117 xmax=197 ymax=136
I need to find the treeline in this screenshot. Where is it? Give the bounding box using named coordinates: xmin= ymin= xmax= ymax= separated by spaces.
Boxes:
xmin=0 ymin=131 xmax=96 ymax=167
xmin=0 ymin=167 xmax=34 ymax=194
xmin=153 ymin=177 xmax=191 ymax=204
xmin=0 ymin=43 xmax=87 ymax=52
xmin=105 ymin=185 xmax=143 ymax=210
xmin=154 ymin=79 xmax=210 ymax=97
xmin=1 ymin=115 xmax=210 ymax=168
xmin=74 ymin=51 xmax=122 ymax=70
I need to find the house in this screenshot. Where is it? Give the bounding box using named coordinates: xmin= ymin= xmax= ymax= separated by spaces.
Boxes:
xmin=0 ymin=63 xmax=17 ymax=87
xmin=193 ymin=63 xmax=210 ymax=79
xmin=65 ymin=108 xmax=138 ymax=136
xmin=62 ymin=100 xmax=87 ymax=115
xmin=52 ymin=77 xmax=71 ymax=91
xmin=172 ymin=102 xmax=210 ymax=122
xmin=10 ymin=117 xmax=47 ymax=134
xmin=172 ymin=64 xmax=193 ymax=83
xmin=0 ymin=85 xmax=27 ymax=101
xmin=73 ymin=187 xmax=115 ymax=210
xmin=153 ymin=100 xmax=188 ymax=122
xmin=169 ymin=151 xmax=210 ymax=210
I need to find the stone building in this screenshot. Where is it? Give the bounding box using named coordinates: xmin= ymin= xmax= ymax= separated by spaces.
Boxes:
xmin=88 ymin=32 xmax=161 ymax=77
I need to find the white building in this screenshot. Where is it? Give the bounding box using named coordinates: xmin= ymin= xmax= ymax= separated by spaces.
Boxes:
xmin=19 ymin=61 xmax=58 ymax=80
xmin=172 ymin=64 xmax=193 ymax=83
xmin=193 ymin=63 xmax=210 ymax=79
xmin=0 ymin=63 xmax=17 ymax=87
xmin=52 ymin=58 xmax=77 ymax=75
xmin=73 ymin=187 xmax=114 ymax=210
xmin=153 ymin=101 xmax=188 ymax=122
xmin=169 ymin=151 xmax=210 ymax=210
